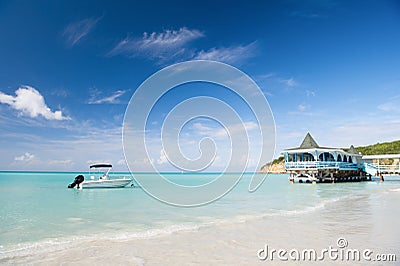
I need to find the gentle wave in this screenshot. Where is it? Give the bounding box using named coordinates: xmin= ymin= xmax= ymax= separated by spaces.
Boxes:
xmin=0 ymin=175 xmax=388 ymax=264
xmin=0 ymin=192 xmax=364 ymax=261
xmin=388 ymin=187 xmax=400 ymax=193
xmin=0 ymin=223 xmax=201 ymax=261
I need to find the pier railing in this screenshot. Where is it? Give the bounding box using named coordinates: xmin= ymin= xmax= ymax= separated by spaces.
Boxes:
xmin=285 ymin=161 xmax=359 ymax=170
xmin=363 ymin=163 xmax=400 ymax=175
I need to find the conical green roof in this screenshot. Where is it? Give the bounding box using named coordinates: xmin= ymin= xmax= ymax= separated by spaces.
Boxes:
xmin=299 ymin=132 xmax=319 ymax=149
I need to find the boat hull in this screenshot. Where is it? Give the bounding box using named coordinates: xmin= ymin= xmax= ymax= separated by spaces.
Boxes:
xmin=81 ymin=178 xmax=132 ymax=189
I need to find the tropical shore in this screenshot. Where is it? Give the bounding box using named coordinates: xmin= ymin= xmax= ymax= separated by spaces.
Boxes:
xmin=2 ymin=175 xmax=399 ymax=265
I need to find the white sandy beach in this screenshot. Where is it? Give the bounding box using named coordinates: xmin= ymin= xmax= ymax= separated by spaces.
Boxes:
xmin=5 ymin=184 xmax=399 ymax=266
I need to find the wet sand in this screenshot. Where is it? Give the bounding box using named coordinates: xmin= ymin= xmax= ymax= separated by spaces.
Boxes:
xmin=5 ymin=187 xmax=399 ymax=265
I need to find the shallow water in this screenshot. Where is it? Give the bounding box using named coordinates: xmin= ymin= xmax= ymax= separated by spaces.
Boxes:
xmin=0 ymin=172 xmax=399 ymax=264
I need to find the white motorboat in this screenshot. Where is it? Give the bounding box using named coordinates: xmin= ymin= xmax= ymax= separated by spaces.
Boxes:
xmin=68 ymin=164 xmax=132 ymax=189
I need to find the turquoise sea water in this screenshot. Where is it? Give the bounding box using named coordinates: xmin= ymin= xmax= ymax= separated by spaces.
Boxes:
xmin=0 ymin=172 xmax=399 ymax=260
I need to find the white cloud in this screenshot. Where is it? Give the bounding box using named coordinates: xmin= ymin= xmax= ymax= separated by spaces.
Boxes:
xmin=125 ymin=158 xmax=155 ymax=171
xmin=242 ymin=121 xmax=259 ymax=131
xmin=48 ymin=159 xmax=73 ymax=166
xmin=88 ymin=90 xmax=126 ymax=104
xmin=288 ymin=111 xmax=316 ymax=116
xmin=135 ymin=118 xmax=268 ymax=172
xmin=1 ymin=123 xmax=130 ymax=171
xmin=86 ymin=159 xmax=113 ymax=165
xmin=157 ymin=149 xmax=168 ymax=164
xmin=51 ymin=89 xmax=69 ymax=97
xmin=297 ymin=103 xmax=310 ymax=111
xmin=377 ymin=101 xmax=400 ymax=112
xmin=0 ymin=86 xmax=70 ymax=120
xmin=192 ymin=122 xmax=213 ymax=135
xmin=280 ymin=77 xmax=297 ymax=87
xmin=108 ymin=27 xmax=204 ymax=62
xmin=329 ymin=119 xmax=400 ymax=147
xmin=190 ymin=122 xmax=227 ymax=139
xmin=194 ymin=42 xmax=256 ymax=64
xmin=191 ymin=121 xmax=258 ymax=139
xmin=117 ymin=159 xmax=126 ymax=166
xmin=63 ymin=17 xmax=101 ymax=46
xmin=15 ymin=152 xmax=35 ymax=162
xmin=219 ymin=121 xmax=258 ymax=136
xmin=109 ymin=27 xmax=258 ymax=65
xmin=306 ymin=90 xmax=316 ymax=97
xmin=256 ymin=73 xmax=277 ymax=80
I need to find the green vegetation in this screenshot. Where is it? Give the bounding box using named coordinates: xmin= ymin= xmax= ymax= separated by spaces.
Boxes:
xmin=260 ymin=156 xmax=285 ymax=173
xmin=270 ymin=156 xmax=284 ymax=165
xmin=261 ymin=156 xmax=284 ymax=170
xmin=350 ymin=139 xmax=400 ymax=155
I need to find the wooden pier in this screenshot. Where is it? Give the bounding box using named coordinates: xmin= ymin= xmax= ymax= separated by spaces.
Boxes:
xmin=362 ymin=154 xmax=400 ymax=176
xmin=283 ymin=133 xmax=375 ymax=184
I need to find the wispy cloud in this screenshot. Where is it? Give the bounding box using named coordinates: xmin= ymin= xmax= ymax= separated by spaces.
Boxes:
xmin=279 ymin=77 xmax=297 ymax=87
xmin=191 ymin=121 xmax=259 ymax=139
xmin=254 ymin=72 xmax=301 ymax=96
xmin=297 ymin=103 xmax=310 ymax=111
xmin=63 ymin=17 xmax=101 ymax=46
xmin=157 ymin=149 xmax=168 ymax=165
xmin=194 ymin=42 xmax=257 ymax=64
xmin=256 ymin=73 xmax=276 ymax=80
xmin=108 ymin=27 xmax=204 ymax=63
xmin=306 ymin=90 xmax=316 ymax=97
xmin=147 ymin=119 xmax=265 ymax=172
xmin=331 ymin=119 xmax=400 ymax=147
xmin=14 ymin=152 xmax=35 ymax=162
xmin=2 ymin=124 xmax=127 ymax=171
xmin=377 ymin=101 xmax=400 ymax=112
xmin=48 ymin=159 xmax=74 ymax=166
xmin=0 ymin=86 xmax=70 ymax=120
xmin=109 ymin=27 xmax=257 ymax=65
xmin=288 ymin=111 xmax=317 ymax=116
xmin=88 ymin=90 xmax=126 ymax=104
xmin=51 ymin=88 xmax=69 ymax=97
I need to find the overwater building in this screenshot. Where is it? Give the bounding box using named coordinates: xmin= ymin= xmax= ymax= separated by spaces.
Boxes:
xmin=282 ymin=133 xmax=370 ymax=183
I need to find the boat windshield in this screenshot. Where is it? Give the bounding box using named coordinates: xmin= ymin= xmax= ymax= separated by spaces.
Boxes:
xmin=89 ymin=164 xmax=113 ymax=180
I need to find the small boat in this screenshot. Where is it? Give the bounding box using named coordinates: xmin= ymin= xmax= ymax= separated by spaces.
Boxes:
xmin=68 ymin=163 xmax=132 ymax=189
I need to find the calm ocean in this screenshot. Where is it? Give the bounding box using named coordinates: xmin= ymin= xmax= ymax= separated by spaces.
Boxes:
xmin=0 ymin=172 xmax=399 ymax=262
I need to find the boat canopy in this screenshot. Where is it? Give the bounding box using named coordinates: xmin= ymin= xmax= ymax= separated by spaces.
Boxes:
xmin=90 ymin=163 xmax=112 ymax=169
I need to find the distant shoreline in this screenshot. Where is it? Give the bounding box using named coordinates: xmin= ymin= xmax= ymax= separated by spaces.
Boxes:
xmin=0 ymin=171 xmax=277 ymax=174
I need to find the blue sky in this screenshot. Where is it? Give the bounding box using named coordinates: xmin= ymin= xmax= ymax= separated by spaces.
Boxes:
xmin=0 ymin=0 xmax=399 ymax=171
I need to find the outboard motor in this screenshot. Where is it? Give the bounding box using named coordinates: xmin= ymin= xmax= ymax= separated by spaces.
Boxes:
xmin=68 ymin=175 xmax=85 ymax=188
